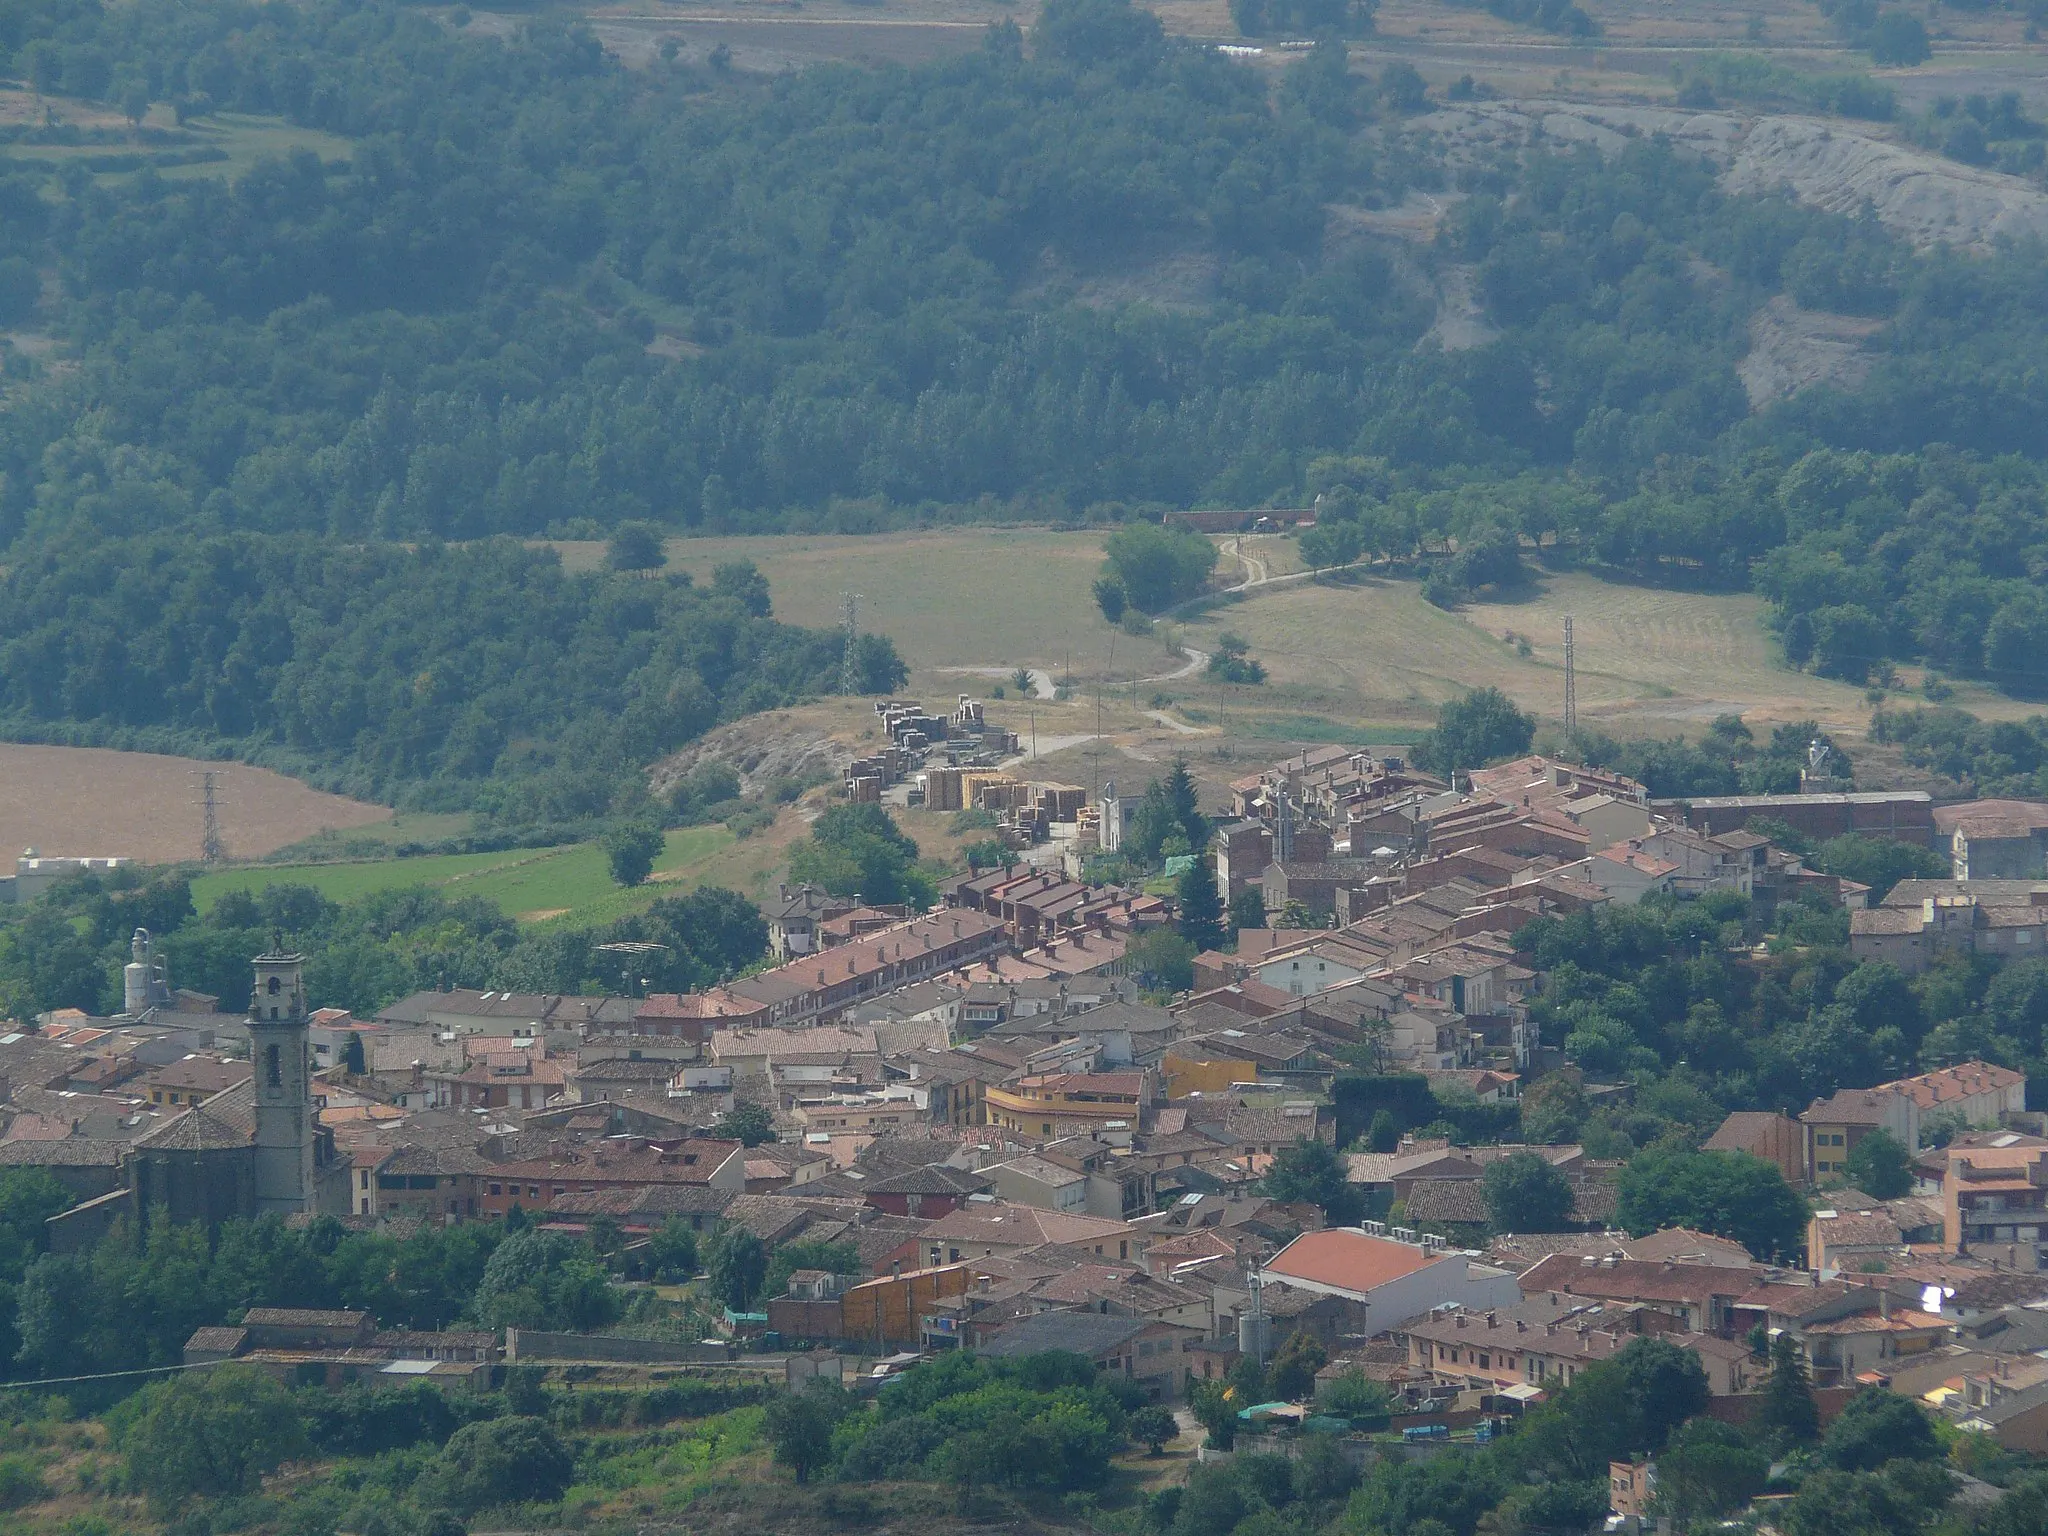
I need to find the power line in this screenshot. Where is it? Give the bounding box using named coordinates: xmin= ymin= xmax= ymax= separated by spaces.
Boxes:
xmin=838 ymin=591 xmax=861 ymax=697
xmin=192 ymin=769 xmax=227 ymax=864
xmin=1563 ymin=615 xmax=1577 ymax=739
xmin=14 ymin=1359 xmax=224 ymax=1388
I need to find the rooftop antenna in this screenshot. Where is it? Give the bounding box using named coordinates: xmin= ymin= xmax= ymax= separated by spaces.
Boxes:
xmin=193 ymin=769 xmax=227 ymax=864
xmin=595 ymin=940 xmax=670 ymax=999
xmin=1562 ymin=614 xmax=1577 ymax=741
xmin=839 ymin=591 xmax=862 ymax=697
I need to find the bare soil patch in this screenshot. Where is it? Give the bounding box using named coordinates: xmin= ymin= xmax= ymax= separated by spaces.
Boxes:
xmin=0 ymin=84 xmax=128 ymax=129
xmin=1740 ymin=293 xmax=1883 ymax=408
xmin=0 ymin=744 xmax=389 ymax=864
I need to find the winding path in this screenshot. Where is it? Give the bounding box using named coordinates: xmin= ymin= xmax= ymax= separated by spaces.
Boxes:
xmin=936 ymin=664 xmax=1057 ymax=701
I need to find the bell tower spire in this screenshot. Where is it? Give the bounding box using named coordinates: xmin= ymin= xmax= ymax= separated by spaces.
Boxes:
xmin=248 ymin=945 xmax=314 ymax=1216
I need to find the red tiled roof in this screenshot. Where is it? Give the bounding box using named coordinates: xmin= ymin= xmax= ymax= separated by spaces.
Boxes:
xmin=637 ymin=990 xmax=761 ymax=1019
xmin=1262 ymin=1229 xmax=1439 ymax=1293
xmin=1889 ymin=1061 xmax=2024 ymax=1111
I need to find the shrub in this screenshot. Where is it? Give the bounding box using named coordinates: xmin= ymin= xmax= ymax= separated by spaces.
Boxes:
xmin=605 ymin=521 xmax=667 ymax=571
xmin=0 ymin=1454 xmax=49 ymax=1509
xmin=296 ymin=1383 xmax=469 ymax=1457
xmin=417 ymin=1416 xmax=575 ymax=1514
xmin=604 ymin=822 xmax=665 ymax=887
xmin=112 ymin=1365 xmax=309 ymax=1508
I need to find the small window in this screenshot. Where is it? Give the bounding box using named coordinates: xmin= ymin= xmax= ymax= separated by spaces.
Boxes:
xmin=265 ymin=1044 xmax=282 ymax=1089
xmin=268 ymin=976 xmax=282 ymax=995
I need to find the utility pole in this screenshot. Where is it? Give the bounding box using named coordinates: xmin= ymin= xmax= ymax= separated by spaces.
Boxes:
xmin=1563 ymin=614 xmax=1577 ymax=740
xmin=1091 ymin=688 xmax=1103 ymax=804
xmin=193 ymin=770 xmax=227 ymax=864
xmin=839 ymin=592 xmax=861 ymax=697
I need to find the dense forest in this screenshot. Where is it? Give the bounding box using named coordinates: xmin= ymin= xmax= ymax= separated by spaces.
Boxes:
xmin=0 ymin=0 xmax=2030 ymax=754
xmin=0 ymin=862 xmax=773 ymax=1018
xmin=0 ymin=537 xmax=903 ymax=817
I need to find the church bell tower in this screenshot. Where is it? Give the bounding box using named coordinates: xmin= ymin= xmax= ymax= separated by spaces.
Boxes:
xmin=248 ymin=947 xmax=315 ymax=1217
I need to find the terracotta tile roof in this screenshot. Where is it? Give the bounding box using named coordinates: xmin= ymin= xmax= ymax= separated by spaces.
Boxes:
xmin=1705 ymin=1111 xmax=1799 ymax=1152
xmin=979 ymin=1311 xmax=1154 ymax=1358
xmin=1801 ymin=1087 xmax=1910 ymax=1126
xmin=1518 ymin=1254 xmax=1758 ymax=1304
xmin=0 ymin=1136 xmax=123 ymax=1166
xmin=1890 ymin=1061 xmax=2025 ymax=1110
xmin=1730 ymin=1280 xmax=1863 ymax=1318
xmin=1934 ymin=799 xmax=2048 ymax=834
xmin=921 ymin=1201 xmax=1131 ymax=1247
xmin=243 ymin=1307 xmax=370 ymax=1329
xmin=1852 ymin=908 xmax=1929 ymax=935
xmin=133 ymin=1080 xmax=255 ymax=1151
xmin=1804 ymin=1310 xmax=1950 ymax=1335
xmin=1403 ymin=1181 xmax=1489 ymax=1224
xmin=866 ymin=1163 xmax=993 ymax=1197
xmin=1342 ymin=1147 xmax=1474 ymax=1185
xmin=630 ymin=987 xmax=761 ymax=1024
xmin=1262 ymin=1228 xmax=1439 ymax=1293
xmin=1812 ymin=1210 xmax=1905 ymax=1249
xmin=546 ymin=1184 xmax=735 ymax=1221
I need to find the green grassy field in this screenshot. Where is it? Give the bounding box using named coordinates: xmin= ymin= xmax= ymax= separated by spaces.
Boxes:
xmin=0 ymin=106 xmax=354 ymax=184
xmin=542 ymin=528 xmax=1118 ymax=676
xmin=165 ymin=112 xmax=354 ymax=177
xmin=191 ymin=826 xmax=736 ymax=925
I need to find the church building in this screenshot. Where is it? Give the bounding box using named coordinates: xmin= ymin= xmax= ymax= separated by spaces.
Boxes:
xmin=49 ymin=948 xmax=351 ymax=1250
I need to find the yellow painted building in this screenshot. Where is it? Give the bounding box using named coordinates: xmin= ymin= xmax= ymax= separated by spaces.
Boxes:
xmin=984 ymin=1071 xmax=1146 ymax=1136
xmin=1161 ymin=1051 xmax=1259 ymax=1100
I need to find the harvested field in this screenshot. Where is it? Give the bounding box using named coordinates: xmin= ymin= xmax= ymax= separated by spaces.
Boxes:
xmin=0 ymin=744 xmax=389 ymax=864
xmin=1167 ymin=563 xmax=2048 ymax=746
xmin=1175 ymin=568 xmax=1883 ymax=738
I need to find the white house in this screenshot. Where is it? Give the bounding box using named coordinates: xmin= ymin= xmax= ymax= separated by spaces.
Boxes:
xmin=1253 ymin=941 xmax=1372 ymax=999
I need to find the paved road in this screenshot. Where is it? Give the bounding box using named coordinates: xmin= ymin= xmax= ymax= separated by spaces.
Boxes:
xmin=998 ymin=731 xmax=1098 ymax=769
xmin=1146 ymin=709 xmax=1207 ymax=736
xmin=1137 ymin=646 xmax=1209 ymax=685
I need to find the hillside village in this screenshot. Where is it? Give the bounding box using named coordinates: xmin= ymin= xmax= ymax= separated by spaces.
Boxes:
xmin=13 ymin=733 xmax=2048 ymax=1492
